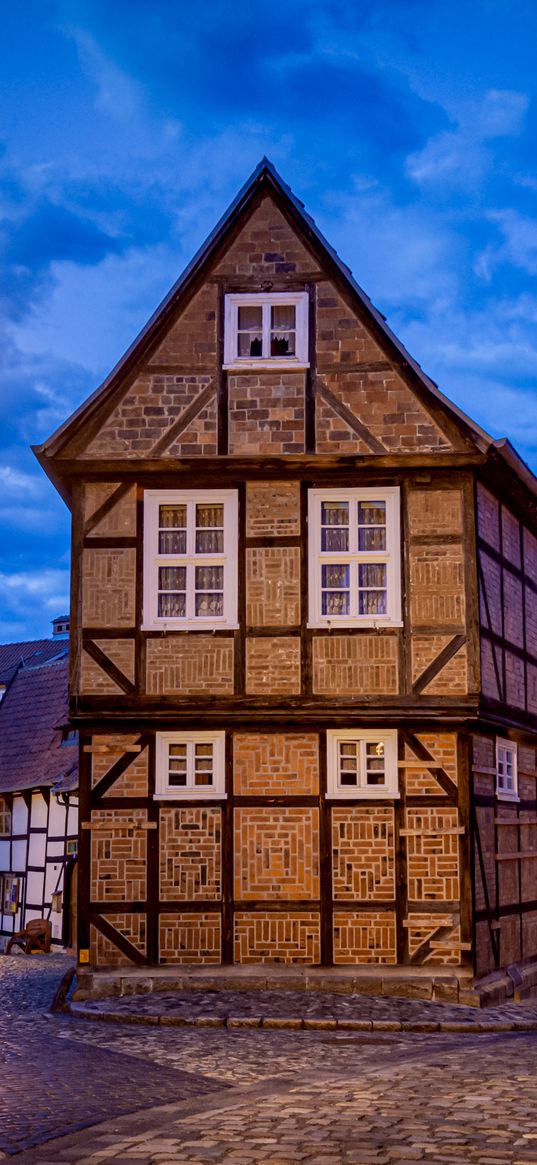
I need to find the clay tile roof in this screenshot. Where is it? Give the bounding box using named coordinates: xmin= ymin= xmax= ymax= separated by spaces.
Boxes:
xmin=0 ymin=638 xmax=69 ymax=684
xmin=0 ymin=656 xmax=78 ymax=794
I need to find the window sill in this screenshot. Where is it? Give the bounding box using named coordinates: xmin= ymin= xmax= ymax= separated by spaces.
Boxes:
xmin=154 ymin=792 xmax=227 ymax=801
xmin=141 ymin=623 xmax=239 ymax=633
xmin=307 ymin=620 xmax=403 ymax=630
xmin=326 ymin=791 xmax=400 ymax=801
xmin=496 ymin=793 xmax=520 ymax=803
xmin=223 ymin=360 xmax=309 ymax=372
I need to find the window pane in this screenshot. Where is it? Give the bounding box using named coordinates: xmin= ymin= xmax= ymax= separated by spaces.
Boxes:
xmin=238 ymin=306 xmax=263 ymax=358
xmin=365 ymin=741 xmax=386 ymax=785
xmin=359 ymin=564 xmax=387 ymax=588
xmin=159 ymin=505 xmax=187 ymax=554
xmin=270 ymin=305 xmax=296 ymax=357
xmin=358 ymin=501 xmax=386 ymax=551
xmin=321 ymin=502 xmax=349 ymax=552
xmin=196 ymin=504 xmax=224 ymax=553
xmin=238 ymin=305 xmax=263 ymax=330
xmin=168 ymin=743 xmax=187 ymax=786
xmin=195 ymin=566 xmax=223 ymax=617
xmin=158 ymin=593 xmax=186 ymax=617
xmin=194 ymin=742 xmax=214 ymax=786
xmin=158 ymin=567 xmax=186 ymax=619
xmin=339 ymin=741 xmax=358 ymax=786
xmin=321 ymin=563 xmax=350 ymax=616
xmin=358 ymin=591 xmax=387 ymax=616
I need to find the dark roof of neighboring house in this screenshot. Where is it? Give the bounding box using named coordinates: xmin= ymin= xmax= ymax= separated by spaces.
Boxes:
xmin=0 ymin=638 xmax=69 ymax=685
xmin=0 ymin=655 xmax=77 ymax=794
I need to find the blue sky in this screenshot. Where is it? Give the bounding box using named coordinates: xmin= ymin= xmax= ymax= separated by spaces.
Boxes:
xmin=2 ymin=0 xmax=537 ymax=641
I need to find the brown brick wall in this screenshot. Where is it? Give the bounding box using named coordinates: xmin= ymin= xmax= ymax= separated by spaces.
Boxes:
xmin=166 ymin=394 xmax=217 ymax=457
xmin=405 ymin=808 xmax=460 ymax=901
xmin=213 ymin=197 xmax=319 ymax=278
xmin=316 ymin=367 xmax=451 ymax=454
xmin=406 ymin=912 xmax=461 ymax=966
xmin=148 ymin=284 xmax=218 ymax=367
xmin=246 ymin=547 xmax=300 ymax=626
xmin=159 ymin=912 xmax=221 ymax=963
xmin=146 ymin=636 xmax=234 ymax=695
xmin=246 ymin=481 xmax=301 ymax=537
xmin=84 ymin=374 xmax=215 ymax=458
xmin=409 ymin=543 xmax=465 ymax=626
xmin=90 ymin=914 xmax=147 ymax=967
xmin=84 ymin=483 xmax=137 ymax=536
xmin=234 ymin=912 xmax=320 ymax=963
xmin=233 ymin=734 xmax=319 ymax=796
xmin=91 ymin=736 xmax=149 ymax=798
xmin=234 ymin=808 xmax=319 ymax=900
xmin=411 ymin=634 xmax=468 ymax=695
xmin=159 ymin=807 xmax=221 ymax=901
xmin=245 ymin=637 xmax=300 ymax=695
xmin=477 ymin=484 xmax=500 ymax=551
xmin=90 ymin=809 xmax=147 ymax=901
xmin=333 ymin=910 xmax=397 ymax=964
xmin=82 ymin=548 xmax=136 ymax=627
xmin=408 ymin=489 xmax=463 ymax=537
xmin=80 ymin=639 xmax=135 ymax=695
xmin=403 ymin=733 xmax=458 ymax=798
xmin=228 ymin=373 xmax=305 ymax=455
xmin=312 ymin=634 xmax=398 ymax=695
xmin=332 ymin=807 xmax=395 ymax=901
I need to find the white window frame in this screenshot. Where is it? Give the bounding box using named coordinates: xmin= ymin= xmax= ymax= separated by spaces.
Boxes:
xmin=308 ymin=488 xmax=401 ymax=628
xmin=223 ymin=292 xmax=309 ymax=369
xmin=326 ymin=730 xmax=399 ymax=799
xmin=0 ymin=797 xmax=11 ymax=838
xmin=155 ymin=732 xmax=226 ymax=800
xmin=496 ymin=738 xmax=519 ymax=801
xmin=143 ymin=490 xmax=238 ymax=631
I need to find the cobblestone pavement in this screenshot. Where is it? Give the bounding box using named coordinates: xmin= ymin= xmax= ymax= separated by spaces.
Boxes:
xmin=5 ymin=954 xmax=537 ymax=1163
xmin=10 ymin=1027 xmax=537 ymax=1164
xmin=0 ymin=956 xmax=224 ymax=1156
xmin=74 ymin=985 xmax=537 ymax=1031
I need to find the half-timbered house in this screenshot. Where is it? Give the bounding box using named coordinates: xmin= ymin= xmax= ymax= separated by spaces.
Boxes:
xmin=0 ymin=627 xmax=78 ymax=949
xmin=34 ymin=160 xmax=537 ymax=999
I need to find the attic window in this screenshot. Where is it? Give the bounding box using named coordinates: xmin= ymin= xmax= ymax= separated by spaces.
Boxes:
xmin=224 ymin=293 xmax=308 ymax=368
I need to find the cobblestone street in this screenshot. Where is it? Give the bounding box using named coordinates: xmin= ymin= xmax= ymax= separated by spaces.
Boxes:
xmin=4 ymin=955 xmax=537 ymax=1162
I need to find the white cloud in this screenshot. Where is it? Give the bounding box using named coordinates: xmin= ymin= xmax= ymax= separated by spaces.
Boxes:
xmin=407 ymin=88 xmax=529 ymax=194
xmin=64 ymin=27 xmax=143 ymax=122
xmin=475 ymin=209 xmax=537 ymax=279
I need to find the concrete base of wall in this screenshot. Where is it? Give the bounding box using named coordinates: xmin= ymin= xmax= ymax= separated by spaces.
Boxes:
xmin=74 ymin=962 xmax=478 ymax=1007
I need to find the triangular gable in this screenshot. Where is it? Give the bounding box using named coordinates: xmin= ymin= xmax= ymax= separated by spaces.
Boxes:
xmin=34 ymin=158 xmax=494 ymax=476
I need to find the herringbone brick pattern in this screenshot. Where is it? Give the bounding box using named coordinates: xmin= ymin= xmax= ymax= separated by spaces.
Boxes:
xmin=233 ymin=734 xmax=319 ymax=796
xmin=82 ymin=548 xmax=136 ymax=627
xmin=159 ymin=808 xmax=221 ymax=901
xmin=90 ymin=809 xmax=147 ymax=901
xmin=246 ymin=547 xmax=300 ymax=626
xmin=331 ymin=807 xmax=395 ymax=901
xmin=146 ymin=636 xmax=234 ymax=695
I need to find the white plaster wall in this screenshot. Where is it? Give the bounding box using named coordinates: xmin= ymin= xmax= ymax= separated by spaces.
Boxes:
xmin=12 ymin=797 xmax=28 ymax=835
xmin=27 ymin=832 xmax=46 ymax=868
xmin=30 ymin=795 xmax=48 ymax=829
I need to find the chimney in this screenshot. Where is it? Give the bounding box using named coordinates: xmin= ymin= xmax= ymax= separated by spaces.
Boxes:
xmin=52 ymin=616 xmax=70 ymax=639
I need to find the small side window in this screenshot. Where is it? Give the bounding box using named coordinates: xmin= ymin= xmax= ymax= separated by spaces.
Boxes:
xmin=326 ymin=731 xmax=398 ymax=799
xmin=496 ymin=738 xmax=518 ymax=800
xmin=155 ymin=733 xmax=226 ymax=800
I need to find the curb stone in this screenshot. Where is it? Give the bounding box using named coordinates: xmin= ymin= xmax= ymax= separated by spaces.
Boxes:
xmin=69 ymin=1001 xmax=537 ymax=1033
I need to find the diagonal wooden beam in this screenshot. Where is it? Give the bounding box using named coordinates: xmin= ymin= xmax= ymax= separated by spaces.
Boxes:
xmin=316 ymin=376 xmax=388 ymax=454
xmin=83 ymin=641 xmax=135 ymax=696
xmin=150 ymin=380 xmax=216 ymax=457
xmin=84 ymin=482 xmax=133 ymax=537
xmin=400 ymin=731 xmax=458 ymax=801
xmin=409 ymin=923 xmax=455 ymax=965
xmin=90 ymin=913 xmax=147 ymax=966
xmin=90 ymin=736 xmax=148 ymax=804
xmin=412 ymin=634 xmax=467 ymax=695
